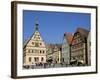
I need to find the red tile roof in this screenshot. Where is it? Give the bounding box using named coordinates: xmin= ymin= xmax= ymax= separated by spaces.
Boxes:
xmin=64 ymin=32 xmax=73 ymax=44
xmin=48 ymin=44 xmax=62 ymax=49
xmin=48 ymin=44 xmax=55 ymax=49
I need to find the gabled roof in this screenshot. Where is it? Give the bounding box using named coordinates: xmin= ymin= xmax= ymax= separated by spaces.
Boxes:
xmin=23 ymin=31 xmax=35 ymax=49
xmin=71 ymin=27 xmax=90 ymax=45
xmin=23 ymin=30 xmax=44 ymax=49
xmin=23 ymin=19 xmax=41 ymax=48
xmin=48 ymin=44 xmax=55 ymax=49
xmin=55 ymin=44 xmax=62 ymax=50
xmin=64 ymin=32 xmax=73 ymax=44
xmin=76 ymin=27 xmax=89 ymax=38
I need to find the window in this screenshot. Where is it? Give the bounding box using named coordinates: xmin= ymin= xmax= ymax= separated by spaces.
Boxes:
xmin=35 ymin=43 xmax=39 ymax=47
xmin=72 ymin=40 xmax=77 ymax=45
xmin=78 ymin=38 xmax=80 ymax=42
xmin=58 ymin=58 xmax=59 ymax=61
xmin=28 ymin=50 xmax=30 ymax=53
xmin=34 ymin=57 xmax=36 ymax=62
xmin=38 ymin=37 xmax=40 ymax=39
xmin=89 ymin=42 xmax=91 ymax=46
xmin=43 ymin=50 xmax=44 ymax=53
xmin=34 ymin=35 xmax=36 ymax=39
xmin=62 ymin=58 xmax=64 ymax=62
xmin=80 ymin=43 xmax=83 ymax=47
xmin=28 ymin=49 xmax=33 ymax=53
xmin=41 ymin=57 xmax=44 ymax=61
xmin=32 ymin=50 xmax=34 ymax=53
xmin=40 ymin=43 xmax=42 ymax=45
xmin=75 ymin=45 xmax=78 ymax=48
xmin=40 ymin=50 xmax=41 ymax=53
xmin=29 ymin=57 xmax=31 ymax=62
xmin=32 ymin=42 xmax=34 ymax=45
xmin=34 ymin=57 xmax=39 ymax=62
xmin=77 ymin=44 xmax=80 ymax=48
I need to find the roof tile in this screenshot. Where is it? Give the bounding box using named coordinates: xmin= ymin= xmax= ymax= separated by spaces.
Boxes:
xmin=64 ymin=32 xmax=73 ymax=44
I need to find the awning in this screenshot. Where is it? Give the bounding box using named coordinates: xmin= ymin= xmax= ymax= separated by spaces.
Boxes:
xmin=78 ymin=60 xmax=84 ymax=64
xmin=70 ymin=60 xmax=76 ymax=62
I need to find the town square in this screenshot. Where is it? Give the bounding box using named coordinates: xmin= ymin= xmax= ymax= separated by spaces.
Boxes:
xmin=23 ymin=10 xmax=91 ymax=69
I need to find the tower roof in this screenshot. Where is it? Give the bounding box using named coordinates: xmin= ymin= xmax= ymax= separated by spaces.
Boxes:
xmin=35 ymin=18 xmax=39 ymax=31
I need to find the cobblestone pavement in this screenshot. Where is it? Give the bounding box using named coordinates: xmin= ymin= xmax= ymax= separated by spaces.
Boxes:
xmin=23 ymin=62 xmax=87 ymax=69
xmin=23 ymin=63 xmax=73 ymax=69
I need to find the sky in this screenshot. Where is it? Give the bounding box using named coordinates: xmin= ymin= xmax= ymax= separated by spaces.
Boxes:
xmin=23 ymin=10 xmax=90 ymax=44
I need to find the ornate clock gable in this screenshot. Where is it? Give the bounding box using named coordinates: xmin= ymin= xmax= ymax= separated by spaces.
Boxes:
xmin=23 ymin=19 xmax=47 ymax=65
xmin=25 ymin=20 xmax=46 ymax=48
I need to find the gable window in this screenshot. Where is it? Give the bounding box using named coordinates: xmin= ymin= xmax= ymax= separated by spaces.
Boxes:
xmin=35 ymin=43 xmax=39 ymax=47
xmin=32 ymin=42 xmax=34 ymax=45
xmin=38 ymin=37 xmax=40 ymax=39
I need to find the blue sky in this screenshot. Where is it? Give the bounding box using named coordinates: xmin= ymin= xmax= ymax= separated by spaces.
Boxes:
xmin=23 ymin=10 xmax=90 ymax=44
